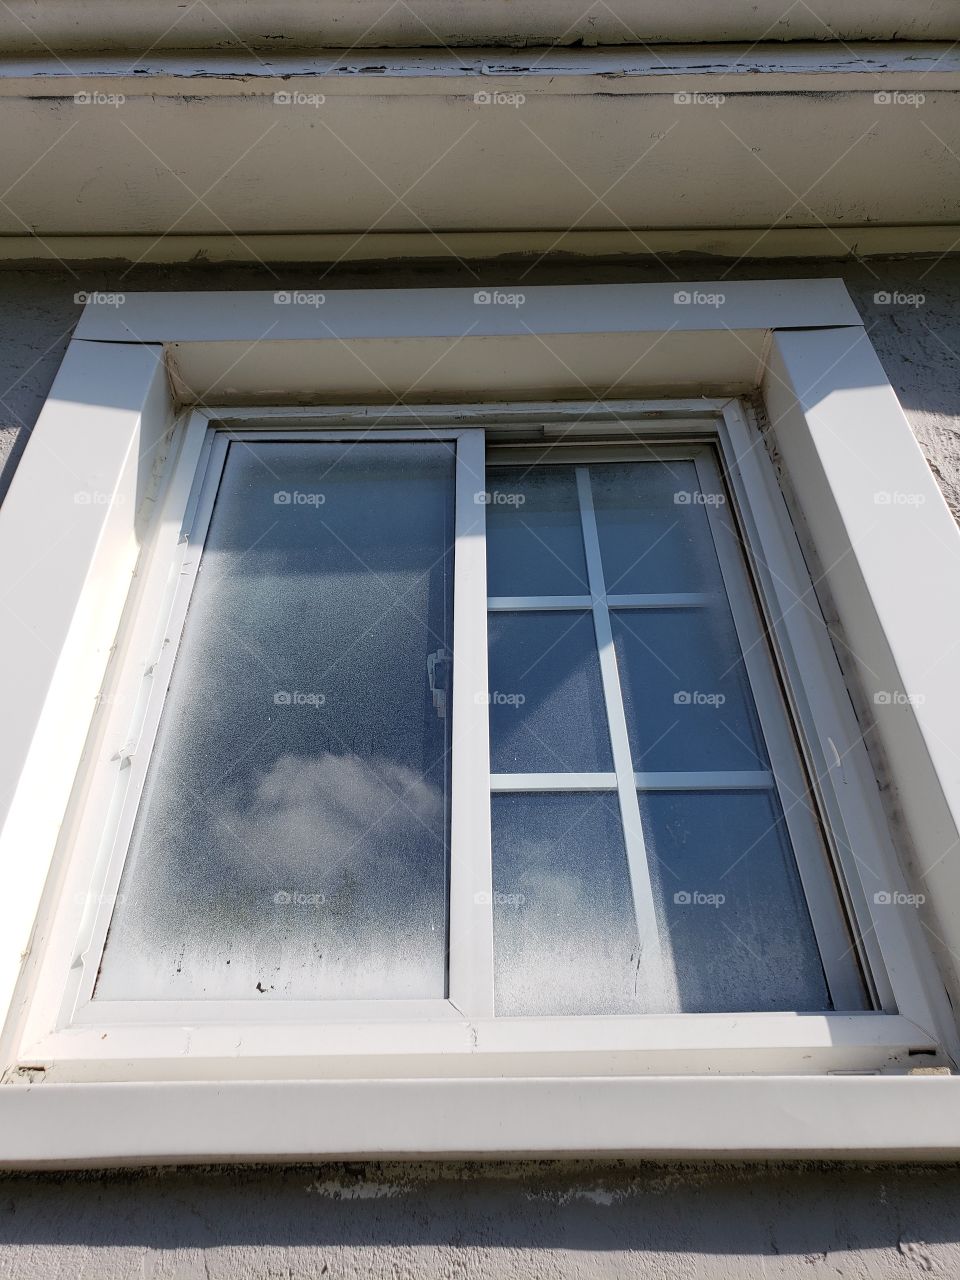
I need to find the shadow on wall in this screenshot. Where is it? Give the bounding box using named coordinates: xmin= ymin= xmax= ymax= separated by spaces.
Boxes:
xmin=2 ymin=1161 xmax=960 ymax=1269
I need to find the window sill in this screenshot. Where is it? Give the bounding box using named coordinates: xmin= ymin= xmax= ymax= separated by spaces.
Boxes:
xmin=1 ymin=1075 xmax=958 ymax=1168
xmin=17 ymin=1012 xmax=939 ymax=1084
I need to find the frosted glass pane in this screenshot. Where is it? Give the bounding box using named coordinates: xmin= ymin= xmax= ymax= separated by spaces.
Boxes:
xmin=485 ymin=465 xmax=589 ymax=596
xmin=638 ymin=790 xmax=832 ymax=1012
xmin=96 ymin=441 xmax=455 ymax=1001
xmin=488 ymin=611 xmax=613 ymax=773
xmin=612 ymin=606 xmax=768 ymax=772
xmin=590 ymin=460 xmax=724 ymax=594
xmin=492 ymin=792 xmax=650 ymax=1016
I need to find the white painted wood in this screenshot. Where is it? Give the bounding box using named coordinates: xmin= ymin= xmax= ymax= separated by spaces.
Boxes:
xmin=75 ymin=282 xmax=861 ymax=343
xmin=0 ymin=341 xmax=173 ymax=1065
xmin=174 ymin=334 xmax=766 ymax=403
xmin=1 ymin=16 xmax=956 ymax=57
xmin=17 ymin=1010 xmax=936 ymax=1085
xmin=448 ymin=429 xmax=495 ymax=1018
xmin=761 ymin=336 xmax=960 ymax=1044
xmin=210 ymin=399 xmax=730 ymax=424
xmin=14 ymin=414 xmax=225 ymax=1054
xmin=3 ymin=69 xmax=955 ymax=245
xmin=3 ymin=1072 xmax=960 ymax=1168
xmin=66 ymin=282 xmax=857 ymax=407
xmin=63 ymin=429 xmax=230 ymax=1020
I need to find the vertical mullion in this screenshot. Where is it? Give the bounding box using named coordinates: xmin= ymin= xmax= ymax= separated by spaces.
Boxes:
xmin=448 ymin=429 xmax=495 ymax=1019
xmin=574 ymin=466 xmax=674 ymax=1010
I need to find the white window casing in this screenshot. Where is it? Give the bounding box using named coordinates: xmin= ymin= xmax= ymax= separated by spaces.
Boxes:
xmin=1 ymin=281 xmax=959 ymax=1164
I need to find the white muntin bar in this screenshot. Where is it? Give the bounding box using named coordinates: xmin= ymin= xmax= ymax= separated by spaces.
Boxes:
xmin=489 ymin=771 xmax=774 ymax=793
xmin=490 ymin=773 xmax=618 ymax=792
xmin=574 ymin=465 xmax=676 ymax=1011
xmin=607 ymin=593 xmax=712 ymax=609
xmin=486 ymin=593 xmax=712 ymax=611
xmin=487 ymin=595 xmax=592 ymax=611
xmin=634 ymin=771 xmax=775 ymax=791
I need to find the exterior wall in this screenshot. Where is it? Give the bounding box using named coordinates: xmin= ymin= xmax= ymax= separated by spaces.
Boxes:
xmin=1 ymin=254 xmax=959 ymax=1276
xmin=4 ymin=1160 xmax=960 ymax=1277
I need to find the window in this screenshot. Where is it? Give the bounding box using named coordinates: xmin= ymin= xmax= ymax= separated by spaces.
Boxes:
xmin=4 ymin=283 xmax=959 ymax=1163
xmin=15 ymin=399 xmax=944 ymax=1087
xmin=95 ymin=438 xmax=457 ymax=1006
xmin=484 ymin=448 xmax=866 ymax=1017
xmin=70 ymin=427 xmax=867 ymax=1025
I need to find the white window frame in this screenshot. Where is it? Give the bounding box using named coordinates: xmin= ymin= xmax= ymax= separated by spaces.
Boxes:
xmin=2 ymin=281 xmax=960 ymax=1164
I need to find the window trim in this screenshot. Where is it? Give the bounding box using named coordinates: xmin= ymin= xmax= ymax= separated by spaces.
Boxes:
xmin=2 ymin=281 xmax=960 ymax=1164
xmin=9 ymin=404 xmax=945 ymax=1081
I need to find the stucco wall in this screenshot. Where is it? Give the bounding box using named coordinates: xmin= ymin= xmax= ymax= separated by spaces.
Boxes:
xmin=5 ymin=1159 xmax=960 ymax=1277
xmin=1 ymin=254 xmax=959 ymax=1277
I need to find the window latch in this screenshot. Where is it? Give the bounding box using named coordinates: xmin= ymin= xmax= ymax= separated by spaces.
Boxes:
xmin=427 ymin=648 xmax=452 ymax=720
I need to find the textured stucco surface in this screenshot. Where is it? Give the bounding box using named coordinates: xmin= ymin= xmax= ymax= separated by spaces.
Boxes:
xmin=5 ymin=1160 xmax=960 ymax=1278
xmin=1 ymin=255 xmax=959 ymax=1276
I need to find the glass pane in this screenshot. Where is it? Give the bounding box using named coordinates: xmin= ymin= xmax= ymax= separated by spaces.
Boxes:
xmin=485 ymin=465 xmax=589 ymax=597
xmin=611 ymin=606 xmax=768 ymax=772
xmin=488 ymin=611 xmax=613 ymax=773
xmin=492 ymin=792 xmax=651 ymax=1016
xmin=638 ymin=790 xmax=831 ymax=1012
xmin=96 ymin=441 xmax=455 ymax=1002
xmin=590 ymin=459 xmax=723 ymax=594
